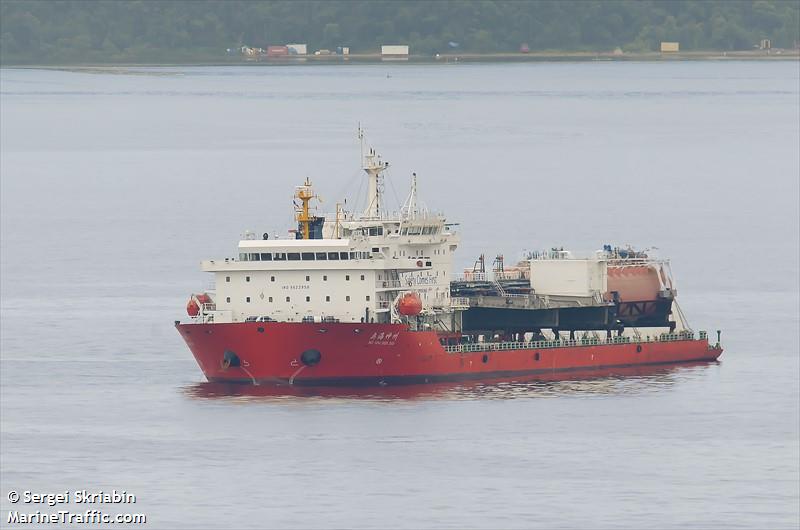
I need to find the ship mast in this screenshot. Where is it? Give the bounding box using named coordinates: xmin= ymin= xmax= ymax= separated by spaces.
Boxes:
xmin=295 ymin=177 xmax=315 ymax=240
xmin=359 ymin=126 xmax=389 ymax=219
xmin=401 ymin=172 xmax=419 ymax=219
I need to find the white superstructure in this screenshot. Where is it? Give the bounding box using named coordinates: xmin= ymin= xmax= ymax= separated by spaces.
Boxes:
xmin=197 ymin=132 xmax=460 ymax=329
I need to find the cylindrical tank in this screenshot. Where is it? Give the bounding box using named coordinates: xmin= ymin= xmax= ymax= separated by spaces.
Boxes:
xmin=606 ymin=265 xmax=661 ymax=301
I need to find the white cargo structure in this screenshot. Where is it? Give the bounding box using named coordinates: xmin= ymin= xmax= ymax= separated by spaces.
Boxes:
xmin=381 ymin=45 xmax=409 ymax=57
xmin=529 ymin=254 xmax=607 ymax=298
xmin=287 ymin=43 xmax=308 ymax=55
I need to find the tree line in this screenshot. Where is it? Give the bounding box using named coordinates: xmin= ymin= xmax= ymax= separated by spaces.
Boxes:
xmin=1 ymin=0 xmax=798 ymax=64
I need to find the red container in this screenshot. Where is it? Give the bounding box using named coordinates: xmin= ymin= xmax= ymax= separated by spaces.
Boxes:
xmin=267 ymin=46 xmax=289 ymax=57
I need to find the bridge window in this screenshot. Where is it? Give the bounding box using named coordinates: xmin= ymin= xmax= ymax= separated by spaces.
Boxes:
xmin=301 ymin=252 xmax=314 ymax=260
xmin=315 ymin=252 xmax=327 ymax=260
xmin=288 ymin=253 xmax=301 ymax=261
xmin=350 ymin=252 xmax=357 ymax=259
xmin=225 ymin=276 xmax=230 ymax=282
xmin=305 ymin=275 xmax=310 ymax=282
xmin=339 ymin=252 xmax=349 ymax=260
xmin=328 ymin=252 xmax=339 ymax=260
xmin=250 ymin=253 xmax=260 ymax=261
xmin=274 ymin=253 xmax=286 ymax=261
xmin=323 ymin=275 xmax=327 ymax=281
xmin=246 ymin=297 xmax=251 ymax=303
xmin=260 ymin=253 xmax=271 ymax=261
xmin=306 ymin=296 xmax=310 ymax=302
xmin=326 ymin=296 xmax=330 ymax=302
xmin=345 ymin=275 xmax=350 ymax=281
xmin=286 ymin=296 xmax=290 ymax=302
xmin=270 ymin=276 xmax=275 ymax=282
xmin=268 ymin=297 xmax=273 ymax=302
xmin=226 ymin=297 xmax=230 ymax=303
xmin=360 ymin=275 xmax=365 ymax=280
xmin=346 ymin=296 xmax=350 ymax=301
xmin=246 ymin=276 xmax=250 ymax=282
xmin=239 ymin=253 xmax=248 ymax=261
xmin=366 ymin=295 xmax=370 ymax=301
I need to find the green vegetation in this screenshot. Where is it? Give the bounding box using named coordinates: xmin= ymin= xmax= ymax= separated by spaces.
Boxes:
xmin=1 ymin=0 xmax=798 ymax=65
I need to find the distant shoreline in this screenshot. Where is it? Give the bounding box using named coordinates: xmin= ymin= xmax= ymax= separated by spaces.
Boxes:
xmin=3 ymin=49 xmax=798 ymax=69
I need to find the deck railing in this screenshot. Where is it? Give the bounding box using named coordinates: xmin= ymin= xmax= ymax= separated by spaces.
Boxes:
xmin=376 ymin=280 xmax=403 ymax=289
xmin=443 ymin=330 xmax=704 ymax=354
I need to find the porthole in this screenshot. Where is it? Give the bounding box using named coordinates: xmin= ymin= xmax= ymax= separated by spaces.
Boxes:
xmin=636 ymin=345 xmax=643 ymax=353
xmin=482 ymin=354 xmax=489 ymax=364
xmin=257 ymin=327 xmax=264 ymax=333
xmin=534 ymin=352 xmax=540 ymax=361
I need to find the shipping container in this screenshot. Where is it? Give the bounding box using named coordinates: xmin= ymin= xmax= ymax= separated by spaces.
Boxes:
xmin=381 ymin=45 xmax=409 ymax=56
xmin=660 ymin=42 xmax=680 ymax=52
xmin=267 ymin=45 xmax=289 ymax=57
xmin=286 ymin=43 xmax=307 ymax=55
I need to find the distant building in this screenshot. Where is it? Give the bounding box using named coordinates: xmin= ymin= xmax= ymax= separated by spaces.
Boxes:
xmin=287 ymin=43 xmax=308 ymax=55
xmin=381 ymin=45 xmax=410 ymax=58
xmin=660 ymin=42 xmax=680 ymax=52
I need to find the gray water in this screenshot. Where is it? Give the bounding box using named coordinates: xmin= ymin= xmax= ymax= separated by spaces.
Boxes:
xmin=1 ymin=62 xmax=798 ymax=529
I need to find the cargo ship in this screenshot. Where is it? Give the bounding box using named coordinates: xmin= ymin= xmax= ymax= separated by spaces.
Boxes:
xmin=176 ymin=133 xmax=722 ymax=385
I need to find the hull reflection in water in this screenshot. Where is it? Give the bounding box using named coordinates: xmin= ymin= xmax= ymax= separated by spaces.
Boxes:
xmin=183 ymin=360 xmax=718 ymax=401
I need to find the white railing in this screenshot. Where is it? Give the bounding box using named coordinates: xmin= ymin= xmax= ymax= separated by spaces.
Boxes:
xmin=443 ymin=330 xmax=702 ymax=354
xmin=450 ymin=297 xmax=470 ymax=308
xmin=459 ymin=272 xmax=487 ymax=282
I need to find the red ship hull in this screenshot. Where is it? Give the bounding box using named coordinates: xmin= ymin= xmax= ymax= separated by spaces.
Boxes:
xmin=176 ymin=322 xmax=722 ymax=385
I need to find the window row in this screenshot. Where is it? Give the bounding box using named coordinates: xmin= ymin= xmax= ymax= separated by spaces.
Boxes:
xmin=226 ymin=274 xmax=366 ymax=282
xmin=238 ymin=251 xmax=371 ymax=262
xmin=400 ymin=225 xmax=440 ymax=236
xmin=226 ymin=295 xmax=371 ymax=303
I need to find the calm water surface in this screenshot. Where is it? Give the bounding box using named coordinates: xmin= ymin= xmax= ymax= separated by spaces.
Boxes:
xmin=1 ymin=62 xmax=798 ymax=529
